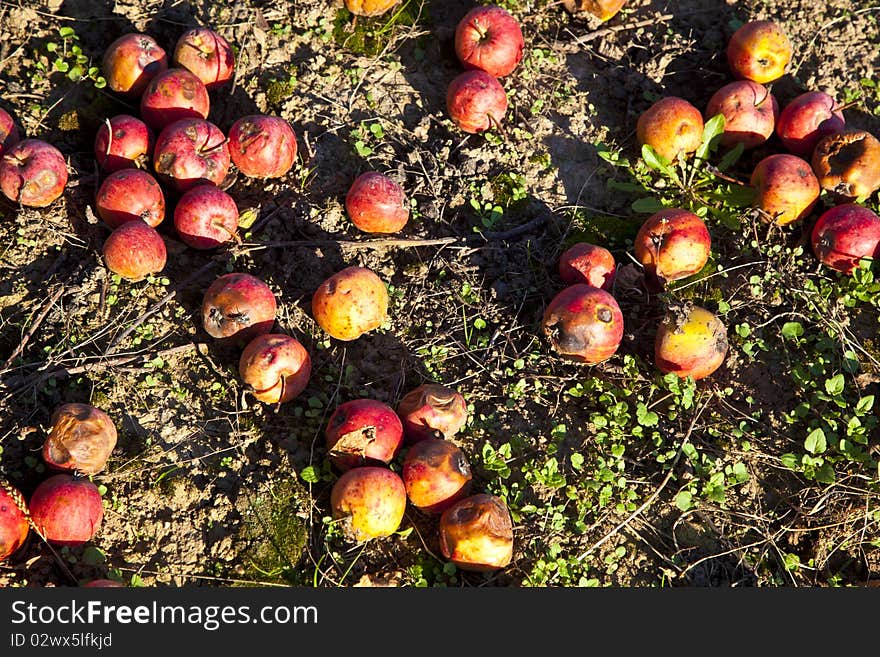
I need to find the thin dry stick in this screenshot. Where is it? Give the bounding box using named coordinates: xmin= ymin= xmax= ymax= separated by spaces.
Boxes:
xmin=564 ymin=13 xmax=675 ymax=47
xmin=2 ymin=286 xmax=66 ymax=371
xmin=576 ymin=393 xmax=709 ymax=561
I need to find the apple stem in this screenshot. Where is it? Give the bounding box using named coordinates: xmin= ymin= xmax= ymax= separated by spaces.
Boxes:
xmin=200 ymin=137 xmax=229 ymax=156
xmin=102 ymin=117 xmax=114 ymax=160
xmin=486 ymin=113 xmax=507 ymax=140
xmin=833 ymin=100 xmax=860 ymax=113
xmin=705 ymin=164 xmax=749 ymax=187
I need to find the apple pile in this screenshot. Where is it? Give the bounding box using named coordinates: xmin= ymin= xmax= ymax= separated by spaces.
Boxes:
xmin=325 ymin=382 xmax=514 ymax=572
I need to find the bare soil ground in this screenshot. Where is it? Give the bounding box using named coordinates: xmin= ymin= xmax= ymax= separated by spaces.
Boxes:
xmin=1 ymin=0 xmax=879 ymax=588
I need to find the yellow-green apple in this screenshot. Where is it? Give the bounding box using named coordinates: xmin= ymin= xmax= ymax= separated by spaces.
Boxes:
xmin=655 ymin=304 xmax=728 ymax=380
xmin=311 ymin=266 xmax=389 ymax=341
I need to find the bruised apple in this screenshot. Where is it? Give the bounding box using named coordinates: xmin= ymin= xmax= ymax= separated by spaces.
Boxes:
xmin=345 ymin=172 xmax=409 ymax=234
xmin=95 ymin=169 xmax=165 ymax=229
xmin=402 ymin=438 xmax=472 ymax=514
xmin=558 ymin=242 xmax=616 ymax=290
xmin=0 ymin=139 xmax=68 ymax=207
xmin=397 ymin=383 xmax=468 ymax=444
xmin=28 ymin=474 xmax=103 ymax=547
xmin=102 ymin=33 xmax=168 ymax=97
xmin=173 ymin=184 xmax=238 ymax=249
xmin=311 ymin=266 xmax=389 ymax=341
xmin=776 ymin=91 xmax=846 ymax=157
xmin=750 ymin=154 xmax=819 ymax=226
xmin=0 ymin=482 xmax=29 ymax=561
xmin=228 ymin=115 xmax=298 ymax=179
xmin=454 ymin=5 xmax=524 ymax=78
xmin=140 ymin=68 xmax=210 ymax=132
xmin=705 ymin=80 xmax=778 ymax=149
xmin=325 ymin=399 xmax=403 ymax=471
xmin=811 ymin=204 xmax=880 ymax=274
xmin=542 ymin=284 xmax=624 ymax=364
xmin=811 ymin=129 xmax=880 ymax=200
xmin=654 ymin=304 xmax=728 ymax=380
xmin=439 ymin=494 xmax=513 ymax=572
xmin=102 ymin=220 xmax=167 ymax=282
xmin=201 ymin=272 xmax=277 ymax=344
xmin=42 ymin=403 xmax=117 ymax=476
xmin=562 ymin=0 xmax=626 ymax=21
xmin=330 ymin=467 xmax=407 ymax=542
xmin=634 ymin=208 xmax=711 ymax=284
xmin=446 ymin=70 xmax=508 ymax=134
xmin=153 ymin=118 xmax=230 ymax=192
xmin=239 ymin=333 xmax=311 ymax=404
xmin=94 ymin=114 xmax=154 ymax=173
xmin=636 ymin=97 xmax=704 ymax=162
xmin=726 ymin=20 xmax=792 ymax=84
xmin=173 ymin=27 xmax=234 ymax=89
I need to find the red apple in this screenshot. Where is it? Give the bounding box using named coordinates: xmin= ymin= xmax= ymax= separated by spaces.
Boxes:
xmin=239 ymin=333 xmax=311 ymax=404
xmin=811 ymin=204 xmax=880 ymax=274
xmin=558 ymin=242 xmax=616 ymax=290
xmin=345 ymin=172 xmax=409 ymax=234
xmin=634 ymin=208 xmax=711 ymax=284
xmin=654 ymin=304 xmax=728 ymax=380
xmin=325 ymin=398 xmax=403 ymax=471
xmin=102 ymin=33 xmax=168 ymax=97
xmin=454 ymin=5 xmax=524 ymax=78
xmin=42 ymin=403 xmax=118 ymax=476
xmin=750 ymin=153 xmax=819 ymax=226
xmin=311 ymin=266 xmax=389 ymax=341
xmin=94 ymin=114 xmax=154 ymax=173
xmin=396 ymin=383 xmax=468 ymax=444
xmin=28 ymin=474 xmax=103 ymax=547
xmin=140 ymin=68 xmax=210 ymax=132
xmin=776 ymin=91 xmax=846 ymax=157
xmin=0 ymin=139 xmax=68 ymax=207
xmin=330 ymin=467 xmax=407 ymax=542
xmin=705 ymin=80 xmax=778 ymax=149
xmin=102 ymin=220 xmax=167 ymax=282
xmin=402 ymin=438 xmax=472 ymax=514
xmin=542 ymin=284 xmax=624 ymax=364
xmin=201 ymin=272 xmax=277 ymax=344
xmin=153 ymin=118 xmax=230 ymax=192
xmin=95 ymin=169 xmax=165 ymax=229
xmin=637 ymin=97 xmax=704 ymax=162
xmin=446 ymin=70 xmax=508 ymax=134
xmin=0 ymin=483 xmax=29 ymax=561
xmin=0 ymin=107 xmax=20 ymax=157
xmin=726 ymin=20 xmax=792 ymax=84
xmin=172 ymin=27 xmax=235 ymax=89
xmin=228 ymin=115 xmax=298 ymax=179
xmin=811 ymin=129 xmax=880 ymax=201
xmin=438 ymin=493 xmax=513 ymax=572
xmin=173 ymin=184 xmax=238 ymax=249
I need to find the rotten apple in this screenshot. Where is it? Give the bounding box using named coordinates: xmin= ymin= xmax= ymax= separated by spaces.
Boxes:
xmin=228 ymin=115 xmax=298 ymax=179
xmin=94 ymin=114 xmax=154 ymax=173
xmin=634 ymin=208 xmax=711 ymax=284
xmin=42 ymin=403 xmax=118 ymax=476
xmin=140 ymin=67 xmax=210 ymax=132
xmin=153 ymin=118 xmax=230 ymax=192
xmin=0 ymin=482 xmax=29 ymax=561
xmin=201 ymin=272 xmax=277 ymax=344
xmin=330 ymin=466 xmax=407 ymax=542
xmin=95 ymin=169 xmax=165 ymax=229
xmin=173 ymin=184 xmax=238 ymax=249
xmin=454 ymin=5 xmax=524 ymax=78
xmin=811 ymin=129 xmax=880 ymax=200
xmin=542 ymin=284 xmax=624 ymax=364
xmin=402 ymin=438 xmax=472 ymax=514
xmin=28 ymin=474 xmax=103 ymax=547
xmin=811 ymin=204 xmax=880 ymax=274
xmin=397 ymin=383 xmax=468 ymax=444
xmin=750 ymin=153 xmax=819 ymax=226
xmin=345 ymin=171 xmax=409 ymax=234
xmin=102 ymin=219 xmax=167 ymax=282
xmin=776 ymin=91 xmax=846 ymax=158
xmin=102 ymin=32 xmax=168 ymax=97
xmin=558 ymin=242 xmax=616 ymax=290
xmin=654 ymin=303 xmax=728 ymax=380
xmin=438 ymin=493 xmax=514 ymax=572
xmin=0 ymin=139 xmax=68 ymax=207
xmin=705 ymin=80 xmax=778 ymax=149
xmin=726 ymin=20 xmax=792 ymax=84
xmin=446 ymin=70 xmax=508 ymax=134
xmin=172 ymin=26 xmax=234 ymax=89
xmin=239 ymin=333 xmax=311 ymax=404
xmin=636 ymin=96 xmax=704 ymax=162
xmin=311 ymin=266 xmax=389 ymax=341
xmin=325 ymin=398 xmax=403 ymax=471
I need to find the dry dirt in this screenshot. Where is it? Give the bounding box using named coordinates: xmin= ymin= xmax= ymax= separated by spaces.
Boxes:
xmin=1 ymin=0 xmax=879 ymax=588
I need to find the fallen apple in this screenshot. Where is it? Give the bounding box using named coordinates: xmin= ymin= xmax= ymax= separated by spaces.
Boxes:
xmin=95 ymin=169 xmax=165 ymax=229
xmin=636 ymin=96 xmax=704 ymax=162
xmin=750 ymin=153 xmax=819 ymax=226
xmin=140 ymin=67 xmax=210 ymax=132
xmin=776 ymin=91 xmax=846 ymax=158
xmin=239 ymin=333 xmax=311 ymax=404
xmin=811 ymin=129 xmax=880 ymax=201
xmin=438 ymin=493 xmax=513 ymax=572
xmin=311 ymin=266 xmax=389 ymax=341
xmin=172 ymin=26 xmax=235 ymax=89
xmin=811 ymin=204 xmax=880 ymax=274
xmin=454 ymin=5 xmax=524 ymax=78
xmin=446 ymin=70 xmax=508 ymax=134
xmin=0 ymin=106 xmax=20 ymax=157
xmin=633 ymin=208 xmax=711 ymax=284
xmin=345 ymin=171 xmax=409 ymax=234
xmin=94 ymin=114 xmax=154 ymax=173
xmin=402 ymin=438 xmax=472 ymax=514
xmin=42 ymin=403 xmax=118 ymax=476
xmin=228 ymin=115 xmax=298 ymax=179
xmin=397 ymin=383 xmax=468 ymax=444
xmin=0 ymin=482 xmax=29 ymax=561
xmin=330 ymin=467 xmax=407 ymax=542
xmin=558 ymin=242 xmax=616 ymax=290
xmin=542 ymin=284 xmax=624 ymax=364
xmin=726 ymin=20 xmax=792 ymax=84
xmin=325 ymin=398 xmax=403 ymax=471
xmin=562 ymin=0 xmax=626 ymax=21
xmin=102 ymin=220 xmax=167 ymax=282
xmin=173 ymin=184 xmax=239 ymax=249
xmin=102 ymin=32 xmax=168 ymax=97
xmin=654 ymin=304 xmax=728 ymax=380
xmin=0 ymin=139 xmax=68 ymax=207
xmin=28 ymin=474 xmax=103 ymax=547
xmin=201 ymin=272 xmax=277 ymax=344
xmin=343 ymin=0 xmax=401 ymax=17
xmin=153 ymin=118 xmax=230 ymax=192
xmin=705 ymin=80 xmax=778 ymax=149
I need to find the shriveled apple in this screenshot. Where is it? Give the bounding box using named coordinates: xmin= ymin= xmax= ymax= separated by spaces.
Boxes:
xmin=438 ymin=493 xmax=513 ymax=572
xmin=654 ymin=304 xmax=728 ymax=380
xmin=397 ymin=383 xmax=468 ymax=444
xmin=325 ymin=398 xmax=403 ymax=471
xmin=311 ymin=266 xmax=389 ymax=341
xmin=811 ymin=129 xmax=880 ymax=200
xmin=42 ymin=403 xmax=118 ymax=476
xmin=239 ymin=333 xmax=311 ymax=404
xmin=634 ymin=208 xmax=711 ymax=284
xmin=330 ymin=467 xmax=407 ymax=542
xmin=542 ymin=284 xmax=624 ymax=364
xmin=402 ymin=438 xmax=472 ymax=514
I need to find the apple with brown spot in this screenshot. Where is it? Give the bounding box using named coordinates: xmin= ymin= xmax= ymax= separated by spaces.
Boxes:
xmin=776 ymin=91 xmax=846 ymax=158
xmin=140 ymin=68 xmax=210 ymax=132
xmin=239 ymin=333 xmax=311 ymax=404
xmin=325 ymin=398 xmax=403 ymax=471
xmin=28 ymin=474 xmax=103 ymax=547
xmin=172 ymin=27 xmax=234 ymax=89
xmin=311 ymin=266 xmax=389 ymax=341
xmin=95 ymin=169 xmax=165 ymax=229
xmin=402 ymin=438 xmax=472 ymax=514
xmin=345 ymin=172 xmax=409 ymax=234
xmin=655 ymin=304 xmax=728 ymax=380
xmin=102 ymin=220 xmax=167 ymax=282
xmin=454 ymin=5 xmax=524 ymax=78
xmin=201 ymin=272 xmax=277 ymax=345
xmin=726 ymin=20 xmax=792 ymax=85
xmin=705 ymin=80 xmax=778 ymax=149
xmin=558 ymin=242 xmax=616 ymax=290
xmin=153 ymin=118 xmax=230 ymax=192
xmin=173 ymin=184 xmax=238 ymax=249
xmin=542 ymin=284 xmax=624 ymax=364
xmin=811 ymin=204 xmax=880 ymax=274
xmin=750 ymin=153 xmax=819 ymax=226
xmin=634 ymin=208 xmax=711 ymax=284
xmin=42 ymin=403 xmax=118 ymax=476
xmin=438 ymin=493 xmax=513 ymax=572
xmin=397 ymin=383 xmax=468 ymax=444
xmin=330 ymin=467 xmax=407 ymax=542
xmin=102 ymin=33 xmax=168 ymax=97
xmin=446 ymin=70 xmax=508 ymax=134
xmin=811 ymin=129 xmax=880 ymax=201
xmin=0 ymin=139 xmax=68 ymax=207
xmin=636 ymin=97 xmax=704 ymax=162
xmin=228 ymin=115 xmax=298 ymax=179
